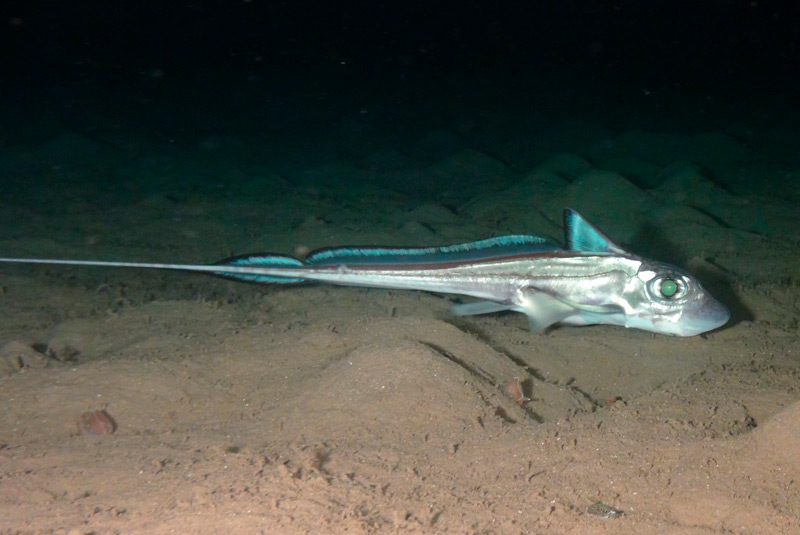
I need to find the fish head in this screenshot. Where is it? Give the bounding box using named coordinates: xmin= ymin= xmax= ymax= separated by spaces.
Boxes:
xmin=620 ymin=260 xmax=730 ymax=336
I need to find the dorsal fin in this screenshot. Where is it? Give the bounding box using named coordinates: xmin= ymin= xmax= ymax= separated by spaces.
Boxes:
xmin=563 ymin=209 xmax=625 ymax=254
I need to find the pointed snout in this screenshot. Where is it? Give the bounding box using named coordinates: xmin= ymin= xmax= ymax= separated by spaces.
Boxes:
xmin=676 ymin=295 xmax=730 ymax=336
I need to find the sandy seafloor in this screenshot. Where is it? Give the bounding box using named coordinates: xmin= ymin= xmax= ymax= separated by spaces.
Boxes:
xmin=1 ymin=75 xmax=800 ymax=534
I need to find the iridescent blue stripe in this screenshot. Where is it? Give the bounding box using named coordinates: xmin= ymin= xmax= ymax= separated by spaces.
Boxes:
xmin=306 ymin=234 xmax=560 ymax=266
xmin=214 ymin=254 xmax=305 ymax=283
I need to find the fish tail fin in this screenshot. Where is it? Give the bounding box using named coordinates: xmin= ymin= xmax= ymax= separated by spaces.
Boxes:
xmin=213 ymin=253 xmax=306 ymax=284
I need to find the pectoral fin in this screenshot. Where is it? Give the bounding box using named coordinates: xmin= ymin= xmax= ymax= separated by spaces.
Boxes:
xmin=451 ymin=301 xmax=517 ymax=316
xmin=451 ymin=292 xmax=594 ymax=332
xmin=453 ymin=290 xmax=625 ymax=333
xmin=520 ymin=291 xmax=579 ymax=332
xmin=524 ymin=290 xmax=627 ymax=331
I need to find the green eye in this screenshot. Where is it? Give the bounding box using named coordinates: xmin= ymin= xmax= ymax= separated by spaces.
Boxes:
xmin=660 ymin=278 xmax=678 ymax=298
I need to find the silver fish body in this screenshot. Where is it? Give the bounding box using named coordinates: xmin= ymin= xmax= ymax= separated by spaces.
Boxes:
xmin=218 ymin=251 xmax=728 ymax=336
xmin=0 ymin=209 xmax=730 ymax=336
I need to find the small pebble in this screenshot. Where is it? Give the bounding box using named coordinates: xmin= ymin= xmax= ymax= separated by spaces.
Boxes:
xmin=78 ymin=408 xmax=117 ymax=435
xmin=586 ymin=501 xmax=623 ymax=518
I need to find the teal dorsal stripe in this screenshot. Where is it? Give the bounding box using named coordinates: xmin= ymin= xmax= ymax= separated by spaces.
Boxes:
xmin=213 ymin=254 xmax=305 ymax=283
xmin=305 ymin=234 xmax=560 ymax=266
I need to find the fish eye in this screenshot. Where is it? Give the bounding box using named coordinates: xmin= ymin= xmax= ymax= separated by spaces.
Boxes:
xmin=660 ymin=278 xmax=678 ymax=297
xmin=652 ymin=276 xmax=686 ymax=300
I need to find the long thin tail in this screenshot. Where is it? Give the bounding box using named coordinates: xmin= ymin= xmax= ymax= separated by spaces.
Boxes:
xmin=0 ymin=255 xmax=308 ymax=284
xmin=0 ymin=233 xmax=558 ymax=286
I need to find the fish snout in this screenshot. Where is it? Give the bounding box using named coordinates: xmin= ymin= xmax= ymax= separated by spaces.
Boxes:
xmin=679 ymin=294 xmax=730 ymax=336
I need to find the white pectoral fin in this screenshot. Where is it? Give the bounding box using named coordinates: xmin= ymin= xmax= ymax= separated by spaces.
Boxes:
xmin=450 ymin=290 xmax=626 ymax=333
xmin=520 ymin=291 xmax=579 ymax=332
xmin=451 ymin=293 xmax=583 ymax=332
xmin=451 ymin=301 xmax=518 ymax=316
xmin=523 ymin=290 xmax=627 ymax=331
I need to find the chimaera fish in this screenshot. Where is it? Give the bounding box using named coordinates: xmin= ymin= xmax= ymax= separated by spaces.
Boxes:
xmin=0 ymin=209 xmax=729 ymax=336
